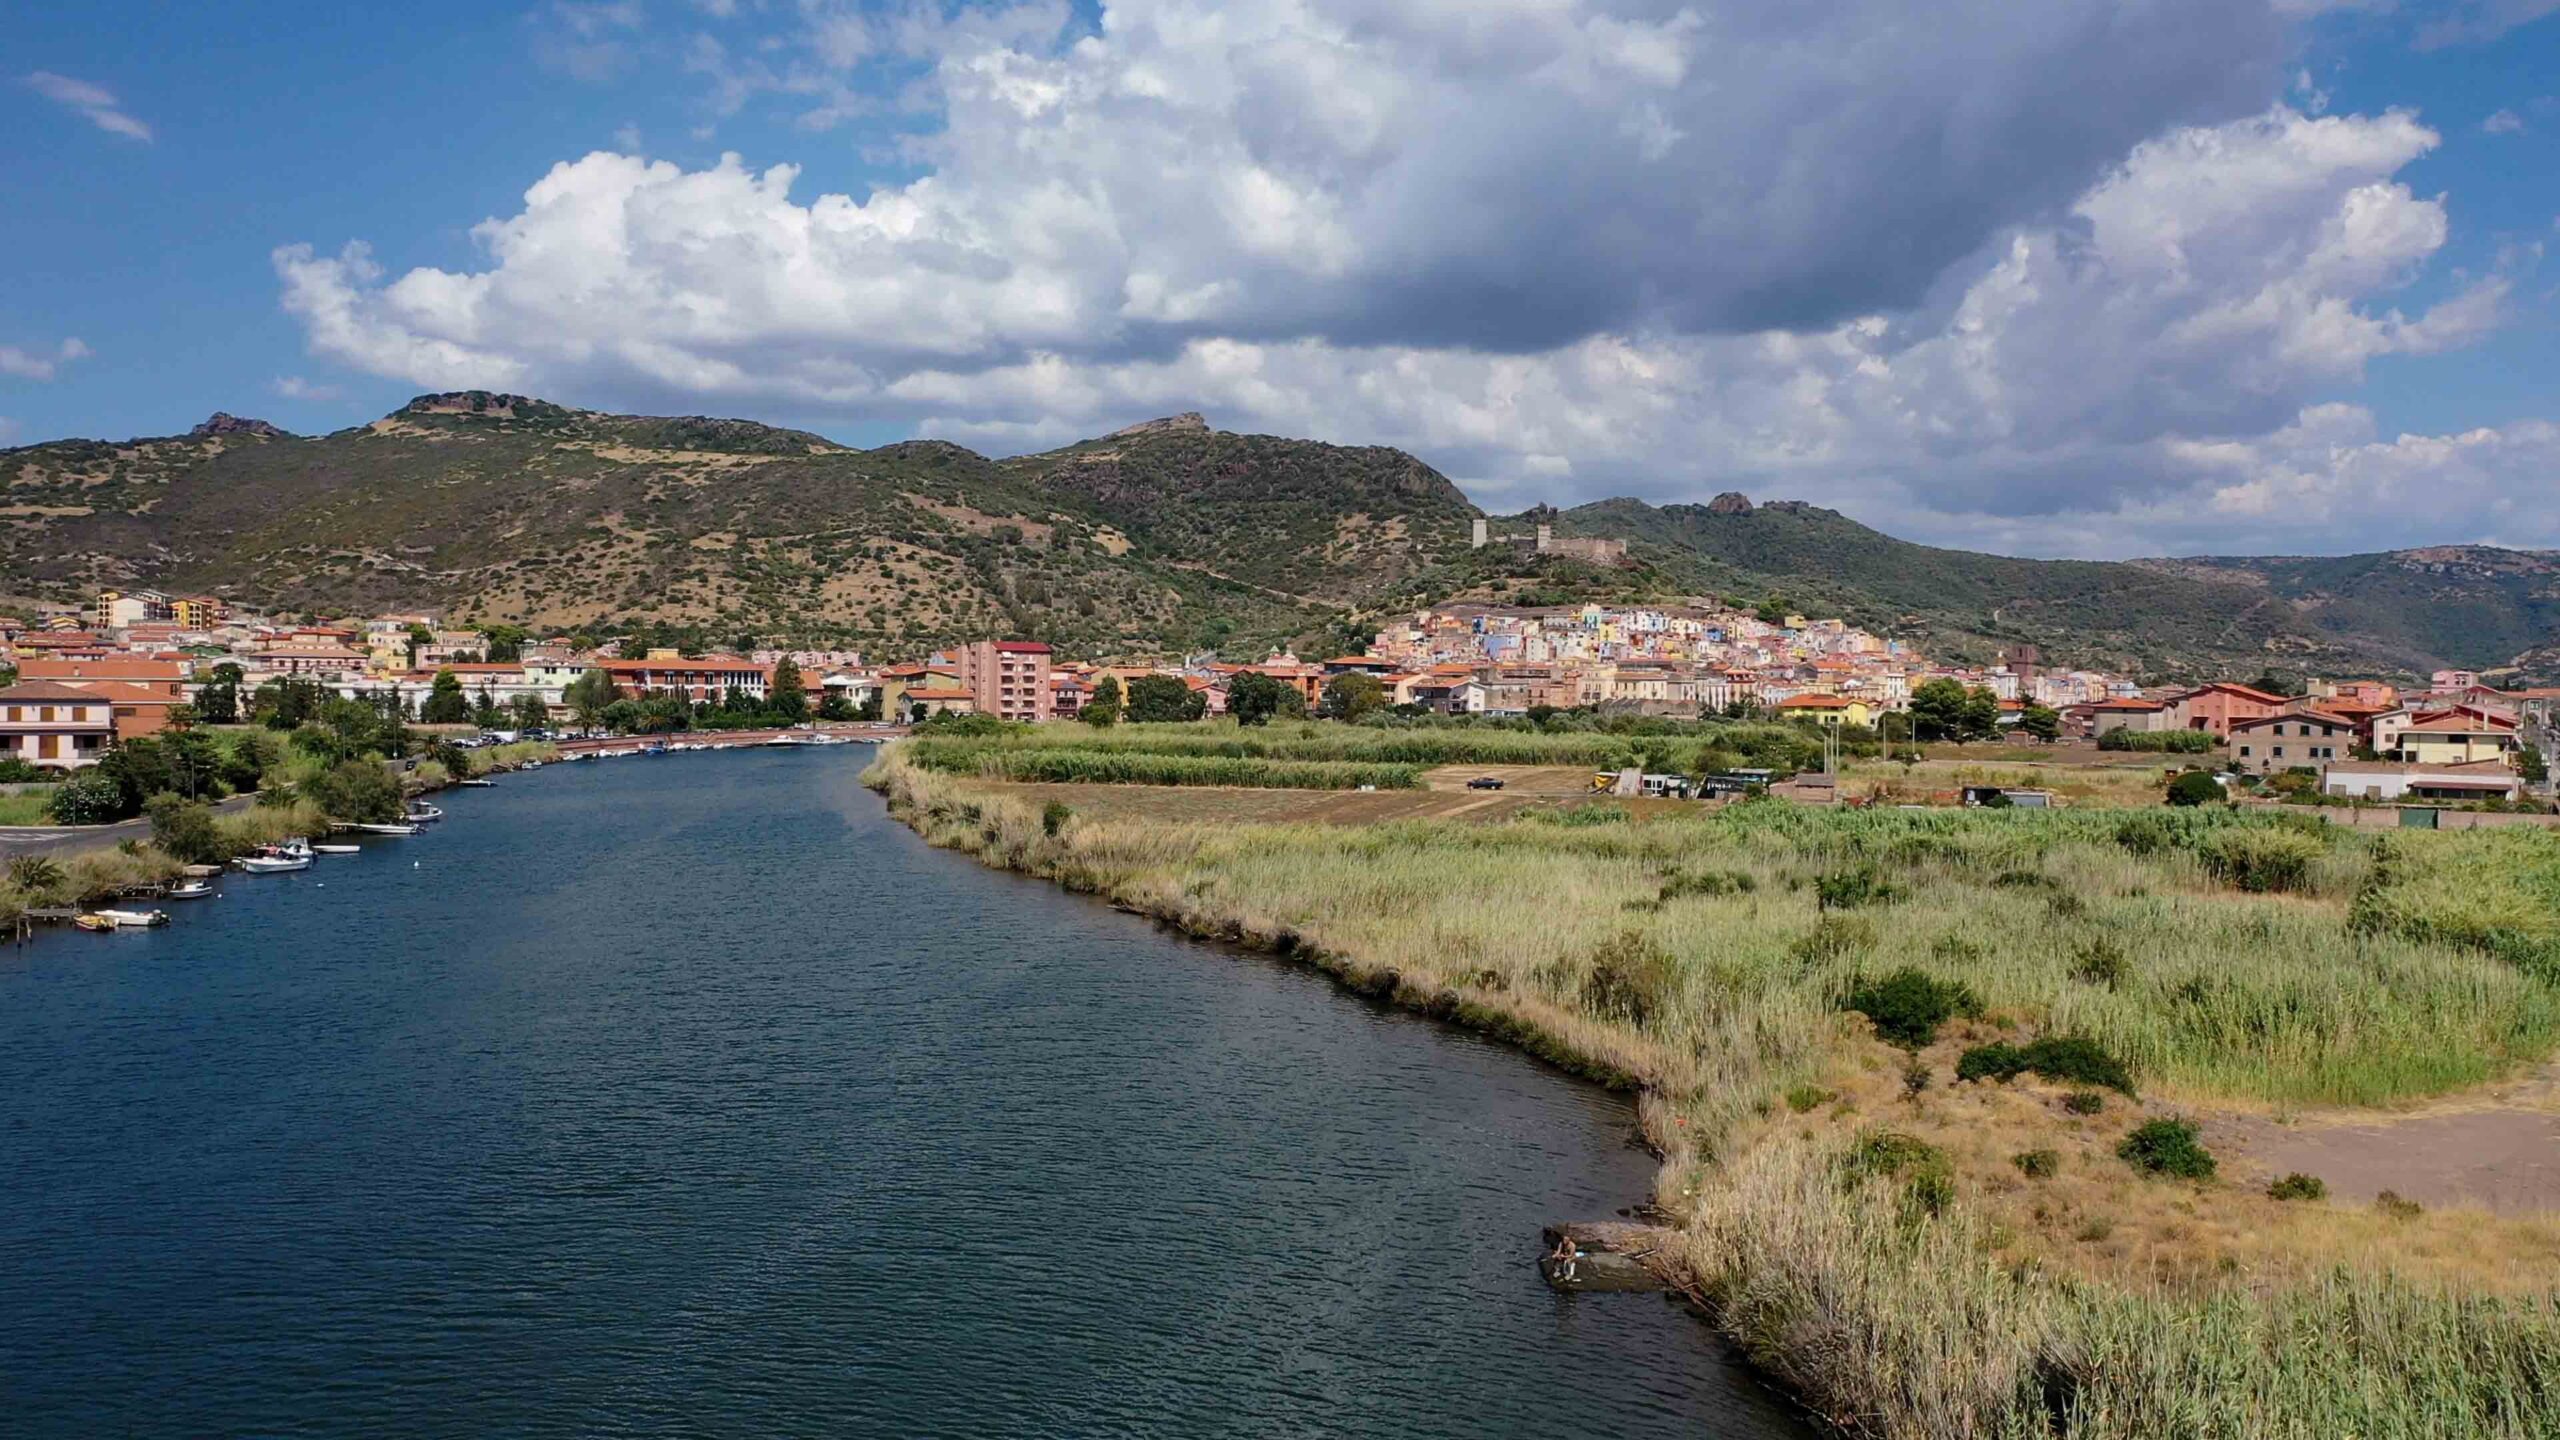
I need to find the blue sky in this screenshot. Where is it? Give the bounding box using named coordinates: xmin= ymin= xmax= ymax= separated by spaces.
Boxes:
xmin=4 ymin=1 xmax=2557 ymax=558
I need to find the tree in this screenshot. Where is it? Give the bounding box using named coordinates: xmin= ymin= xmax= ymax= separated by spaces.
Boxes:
xmin=1083 ymin=676 xmax=1123 ymax=727
xmin=1960 ymin=687 xmax=2002 ymax=742
xmin=305 ymin=758 xmax=405 ymax=823
xmin=1319 ymin=672 xmax=1386 ymax=722
xmin=164 ymin=728 xmax=222 ymax=799
xmin=404 ymin=622 xmax=435 ymax=668
xmin=482 ymin=623 xmax=528 ymax=664
xmin=1755 ymin=598 xmax=1789 ymax=626
xmin=421 ymin=669 xmax=471 ymax=725
xmin=430 ymin=740 xmax=471 ymax=777
xmin=510 ymin=693 xmax=550 ymax=732
xmin=98 ymin=738 xmax=175 ymax=814
xmin=817 ymin=688 xmax=854 ymax=721
xmin=252 ymin=675 xmax=330 ymax=730
xmin=770 ymin=657 xmax=809 ymax=724
xmin=471 ymin=688 xmax=504 ymax=728
xmin=146 ymin=793 xmax=223 ymax=864
xmin=220 ymin=730 xmax=277 ymax=793
xmin=2019 ymin=704 xmax=2062 ymax=743
xmin=2166 ymin=770 xmax=2224 ymax=807
xmin=1125 ymin=675 xmax=1205 ymax=723
xmin=196 ymin=662 xmax=244 ymax=724
xmin=1227 ymin=672 xmax=1306 ymax=727
xmin=564 ymin=668 xmax=621 ymax=728
xmin=2522 ymin=743 xmax=2548 ymax=785
xmin=1908 ymin=677 xmax=1969 ymax=743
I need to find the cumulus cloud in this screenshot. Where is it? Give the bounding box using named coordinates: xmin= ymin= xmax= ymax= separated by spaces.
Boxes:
xmin=2483 ymin=107 xmax=2526 ymax=133
xmin=0 ymin=337 xmax=92 ymax=381
xmin=273 ymin=1 xmax=2536 ymax=556
xmin=21 ymin=71 xmax=151 ymax=140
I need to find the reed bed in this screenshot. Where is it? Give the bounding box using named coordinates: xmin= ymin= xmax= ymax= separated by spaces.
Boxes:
xmin=864 ymin=743 xmax=2560 ymax=1438
xmin=906 ymin=739 xmax=1425 ymax=790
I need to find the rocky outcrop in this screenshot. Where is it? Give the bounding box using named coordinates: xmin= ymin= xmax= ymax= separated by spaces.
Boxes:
xmin=1108 ymin=412 xmax=1210 ymax=438
xmin=1706 ymin=491 xmax=1753 ymax=515
xmin=189 ymin=413 xmax=292 ymax=440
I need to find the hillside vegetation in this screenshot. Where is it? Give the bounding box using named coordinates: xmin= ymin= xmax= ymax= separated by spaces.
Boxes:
xmin=7 ymin=396 xmax=2556 ymax=679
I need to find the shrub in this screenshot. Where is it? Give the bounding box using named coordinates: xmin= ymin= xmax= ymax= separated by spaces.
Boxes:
xmin=1581 ymin=931 xmax=1678 ymax=1031
xmin=1815 ymin=863 xmax=1902 ymax=910
xmin=45 ymin=769 xmax=132 ymax=824
xmin=145 ymin=793 xmax=223 ymax=865
xmin=1840 ymin=967 xmax=1982 ymax=1048
xmin=2375 ymin=1190 xmax=2424 ymax=1219
xmin=303 ymin=759 xmax=405 ymax=823
xmin=2070 ymin=937 xmax=2130 ymax=989
xmin=1040 ymin=800 xmax=1072 ymax=837
xmin=2199 ymin=828 xmax=2325 ymax=894
xmin=2166 ymin=771 xmax=2225 ymax=807
xmin=2119 ymin=1118 xmax=2216 ymax=1179
xmin=0 ymin=756 xmax=44 ymax=782
xmin=1784 ymin=1084 xmax=1835 ymax=1113
xmin=1841 ymin=1130 xmax=1953 ymax=1218
xmin=2062 ymin=1090 xmax=2106 ymax=1116
xmin=2013 ymin=1148 xmax=2060 ymax=1179
xmin=2112 ymin=812 xmax=2182 ymax=856
xmin=1791 ymin=915 xmax=1877 ymax=967
xmin=1958 ymin=1037 xmax=2135 ymax=1096
xmin=6 ymin=853 xmax=68 ymax=904
xmin=2267 ymin=1173 xmax=2327 ymax=1202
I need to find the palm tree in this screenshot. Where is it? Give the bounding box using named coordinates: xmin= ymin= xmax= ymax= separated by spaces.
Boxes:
xmin=7 ymin=853 xmax=68 ymax=903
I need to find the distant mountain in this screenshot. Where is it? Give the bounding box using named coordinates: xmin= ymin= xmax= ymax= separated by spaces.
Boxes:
xmin=4 ymin=397 xmax=2553 ymax=679
xmin=1507 ymin=494 xmax=2560 ymax=683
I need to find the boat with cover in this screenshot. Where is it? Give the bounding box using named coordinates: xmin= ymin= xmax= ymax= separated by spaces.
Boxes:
xmin=165 ymin=880 xmax=214 ymax=900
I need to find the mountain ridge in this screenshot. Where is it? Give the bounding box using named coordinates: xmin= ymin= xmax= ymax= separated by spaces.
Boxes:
xmin=5 ymin=397 xmax=2554 ymax=680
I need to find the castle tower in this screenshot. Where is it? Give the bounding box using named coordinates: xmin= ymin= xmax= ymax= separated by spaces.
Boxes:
xmin=1471 ymin=517 xmax=1489 ymax=549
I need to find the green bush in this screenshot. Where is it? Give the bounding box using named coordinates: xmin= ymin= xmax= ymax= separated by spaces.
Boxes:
xmin=1815 ymin=863 xmax=1902 ymax=910
xmin=2375 ymin=1190 xmax=2424 ymax=1219
xmin=0 ymin=756 xmax=45 ymax=783
xmin=2199 ymin=828 xmax=2325 ymax=894
xmin=1040 ymin=800 xmax=1072 ymax=837
xmin=144 ymin=793 xmax=223 ymax=865
xmin=2267 ymin=1173 xmax=2327 ymax=1202
xmin=1582 ymin=931 xmax=1679 ymax=1031
xmin=2062 ymin=1089 xmax=2106 ymax=1116
xmin=2013 ymin=1148 xmax=2060 ymax=1179
xmin=2118 ymin=1118 xmax=2216 ymax=1179
xmin=45 ymin=769 xmax=131 ymax=825
xmin=1841 ymin=1130 xmax=1953 ymax=1218
xmin=1957 ymin=1036 xmax=2136 ymax=1096
xmin=2071 ymin=937 xmax=2130 ymax=989
xmin=303 ymin=759 xmax=405 ymax=823
xmin=2166 ymin=771 xmax=2225 ymax=807
xmin=2112 ymin=812 xmax=2183 ymax=855
xmin=1784 ymin=1084 xmax=1835 ymax=1113
xmin=1840 ymin=967 xmax=1982 ymax=1049
xmin=2099 ymin=727 xmax=2216 ymax=753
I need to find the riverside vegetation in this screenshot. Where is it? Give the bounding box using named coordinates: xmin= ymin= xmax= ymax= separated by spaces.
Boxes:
xmin=868 ymin=722 xmax=2560 ymax=1439
xmin=0 ymin=736 xmax=554 ymax=923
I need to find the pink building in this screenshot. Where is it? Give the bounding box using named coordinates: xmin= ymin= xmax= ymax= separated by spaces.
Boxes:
xmin=2169 ymin=682 xmax=2288 ymax=739
xmin=959 ymin=640 xmax=1054 ymax=722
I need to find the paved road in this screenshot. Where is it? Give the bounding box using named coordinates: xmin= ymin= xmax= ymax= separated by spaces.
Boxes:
xmin=0 ymin=794 xmax=255 ymax=859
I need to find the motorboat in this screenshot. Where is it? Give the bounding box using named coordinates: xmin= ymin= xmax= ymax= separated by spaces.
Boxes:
xmin=313 ymin=843 xmax=361 ymax=855
xmin=94 ymin=908 xmax=171 ymax=929
xmin=73 ymin=913 xmax=113 ymax=932
xmin=350 ymin=822 xmax=420 ymax=836
xmin=458 ymin=778 xmax=496 ymax=787
xmin=405 ymin=803 xmax=444 ymax=824
xmin=165 ymin=880 xmax=214 ymax=900
xmin=239 ymin=852 xmax=311 ymax=874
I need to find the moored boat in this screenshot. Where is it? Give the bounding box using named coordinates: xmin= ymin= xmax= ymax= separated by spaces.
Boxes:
xmin=404 ymin=803 xmax=444 ymax=824
xmin=165 ymin=880 xmax=214 ymax=900
xmin=95 ymin=908 xmax=171 ymax=929
xmin=458 ymin=778 xmax=496 ymax=787
xmin=73 ymin=913 xmax=113 ymax=932
xmin=239 ymin=853 xmax=311 ymax=873
xmin=313 ymin=843 xmax=361 ymax=855
xmin=349 ymin=822 xmax=420 ymax=836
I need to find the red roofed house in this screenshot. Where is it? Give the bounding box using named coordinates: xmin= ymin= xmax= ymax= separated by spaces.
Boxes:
xmin=2168 ymin=683 xmax=2289 ymax=739
xmin=958 ymin=640 xmax=1054 ymax=722
xmin=0 ymin=680 xmax=115 ymax=769
xmin=600 ymin=650 xmax=775 ymax=703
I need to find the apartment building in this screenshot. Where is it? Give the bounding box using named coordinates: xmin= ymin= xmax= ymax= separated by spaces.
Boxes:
xmin=958 ymin=640 xmax=1055 ymax=722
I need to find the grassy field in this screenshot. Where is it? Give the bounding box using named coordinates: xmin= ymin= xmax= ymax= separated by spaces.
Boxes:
xmin=0 ymin=791 xmax=57 ymax=825
xmin=867 ymin=730 xmax=2560 ymax=1439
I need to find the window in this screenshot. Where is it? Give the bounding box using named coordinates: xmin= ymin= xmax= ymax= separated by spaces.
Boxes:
xmin=2273 ymin=746 xmax=2286 ymax=758
xmin=2239 ymin=745 xmax=2252 ymax=757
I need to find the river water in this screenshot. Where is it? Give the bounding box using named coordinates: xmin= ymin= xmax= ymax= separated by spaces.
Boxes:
xmin=0 ymin=749 xmax=1809 ymax=1437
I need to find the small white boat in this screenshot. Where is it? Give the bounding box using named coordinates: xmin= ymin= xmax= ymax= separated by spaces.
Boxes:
xmin=239 ymin=853 xmax=311 ymax=874
xmin=313 ymin=843 xmax=361 ymax=855
xmin=350 ymin=822 xmax=420 ymax=836
xmin=95 ymin=908 xmax=171 ymax=929
xmin=404 ymin=803 xmax=444 ymax=824
xmin=458 ymin=778 xmax=496 ymax=787
xmin=166 ymin=880 xmax=214 ymax=900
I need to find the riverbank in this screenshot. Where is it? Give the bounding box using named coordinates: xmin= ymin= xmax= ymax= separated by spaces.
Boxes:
xmin=865 ymin=741 xmax=2560 ymax=1438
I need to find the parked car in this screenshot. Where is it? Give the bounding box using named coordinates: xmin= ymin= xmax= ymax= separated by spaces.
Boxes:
xmin=1466 ymin=776 xmax=1506 ymax=790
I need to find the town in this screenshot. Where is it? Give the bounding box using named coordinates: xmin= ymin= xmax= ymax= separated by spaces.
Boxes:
xmin=2 ymin=586 xmax=2550 ymax=810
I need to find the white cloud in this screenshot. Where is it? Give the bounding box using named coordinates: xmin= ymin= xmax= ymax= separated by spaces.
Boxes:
xmin=21 ymin=71 xmax=151 ymax=141
xmin=0 ymin=337 xmax=92 ymax=381
xmin=274 ymin=3 xmax=2537 ymax=556
xmin=271 ymin=375 xmax=341 ymax=401
xmin=530 ymin=1 xmax=645 ymax=82
xmin=2484 ymin=107 xmax=2526 ymax=134
xmin=2414 ymin=0 xmax=2560 ymax=48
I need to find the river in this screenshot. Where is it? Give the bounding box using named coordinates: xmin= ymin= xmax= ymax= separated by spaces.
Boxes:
xmin=0 ymin=749 xmax=1810 ymax=1437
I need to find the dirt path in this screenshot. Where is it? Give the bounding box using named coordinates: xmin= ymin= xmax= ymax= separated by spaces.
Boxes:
xmin=2216 ymin=1066 xmax=2560 ymax=1214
